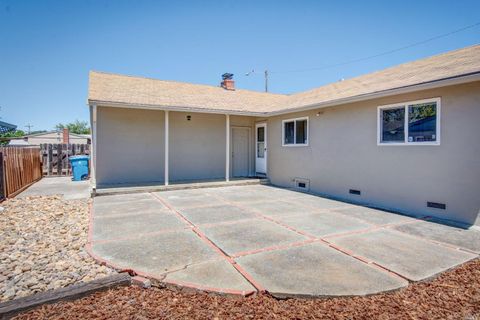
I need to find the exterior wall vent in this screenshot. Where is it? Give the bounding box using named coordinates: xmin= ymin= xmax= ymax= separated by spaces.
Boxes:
xmin=294 ymin=178 xmax=310 ymax=191
xmin=349 ymin=189 xmax=361 ymax=195
xmin=427 ymin=202 xmax=446 ymax=210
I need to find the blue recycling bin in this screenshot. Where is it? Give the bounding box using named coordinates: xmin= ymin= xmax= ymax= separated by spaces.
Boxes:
xmin=69 ymin=155 xmax=90 ymax=181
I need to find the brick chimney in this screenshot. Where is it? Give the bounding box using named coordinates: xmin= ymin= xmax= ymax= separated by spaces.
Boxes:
xmin=221 ymin=73 xmax=235 ymax=90
xmin=63 ymin=128 xmax=70 ymax=144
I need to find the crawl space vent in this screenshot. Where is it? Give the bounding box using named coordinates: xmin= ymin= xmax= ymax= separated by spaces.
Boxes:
xmin=294 ymin=178 xmax=310 ymax=191
xmin=427 ymin=202 xmax=446 ymax=210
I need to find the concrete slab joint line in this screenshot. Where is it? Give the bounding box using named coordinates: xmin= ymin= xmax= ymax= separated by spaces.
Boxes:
xmin=203 ymin=188 xmax=417 ymax=283
xmin=148 ymin=192 xmax=266 ymax=293
xmin=88 ymin=186 xmax=480 ymax=298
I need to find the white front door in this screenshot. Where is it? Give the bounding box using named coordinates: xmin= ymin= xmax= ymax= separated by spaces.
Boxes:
xmin=255 ymin=123 xmax=267 ymax=174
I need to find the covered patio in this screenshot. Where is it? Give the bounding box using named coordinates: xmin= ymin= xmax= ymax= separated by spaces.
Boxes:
xmin=90 ymin=105 xmax=268 ymax=191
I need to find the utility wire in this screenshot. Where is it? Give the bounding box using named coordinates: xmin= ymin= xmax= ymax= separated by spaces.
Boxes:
xmin=270 ymin=21 xmax=480 ymax=74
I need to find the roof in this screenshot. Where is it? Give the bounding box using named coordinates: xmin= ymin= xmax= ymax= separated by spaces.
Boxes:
xmin=88 ymin=44 xmax=480 ymax=115
xmin=8 ymin=139 xmax=29 ymax=146
xmin=25 ymin=131 xmax=91 ymax=139
xmin=88 ymin=72 xmax=288 ymax=115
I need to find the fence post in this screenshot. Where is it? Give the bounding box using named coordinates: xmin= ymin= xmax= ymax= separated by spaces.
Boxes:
xmin=57 ymin=144 xmax=63 ymax=176
xmin=0 ymin=152 xmax=4 ymax=201
xmin=48 ymin=144 xmax=53 ymax=176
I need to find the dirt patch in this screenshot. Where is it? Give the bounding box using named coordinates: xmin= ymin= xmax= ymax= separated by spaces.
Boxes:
xmin=15 ymin=258 xmax=480 ymax=319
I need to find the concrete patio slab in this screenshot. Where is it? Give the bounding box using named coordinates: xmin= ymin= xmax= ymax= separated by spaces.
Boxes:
xmin=208 ymin=188 xmax=278 ymax=203
xmin=94 ymin=192 xmax=154 ymax=205
xmin=291 ymin=195 xmax=352 ymax=210
xmin=234 ymin=185 xmax=305 ymax=199
xmin=334 ymin=206 xmax=417 ymax=225
xmin=236 ymin=242 xmax=408 ymax=298
xmin=19 ymin=177 xmax=90 ymax=200
xmin=164 ymin=259 xmax=256 ymax=294
xmin=91 ymin=230 xmax=220 ymax=276
xmin=158 ymin=193 xmax=226 ymax=209
xmin=92 ymin=211 xmax=188 ymax=241
xmin=179 ymin=205 xmax=257 ymax=225
xmin=95 ymin=178 xmax=266 ymax=196
xmin=237 ymin=200 xmax=315 ymax=218
xmin=93 ymin=198 xmax=166 ymax=217
xmin=90 ymin=185 xmax=479 ymax=298
xmin=276 ymin=211 xmax=372 ymax=237
xmin=201 ymin=218 xmax=308 ymax=255
xmin=330 ymin=229 xmax=476 ymax=281
xmin=394 ymin=219 xmax=480 ymax=253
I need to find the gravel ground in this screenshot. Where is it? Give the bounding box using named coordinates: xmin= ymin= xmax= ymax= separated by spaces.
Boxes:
xmin=0 ymin=196 xmax=115 ymax=302
xmin=16 ymin=258 xmax=480 ymax=319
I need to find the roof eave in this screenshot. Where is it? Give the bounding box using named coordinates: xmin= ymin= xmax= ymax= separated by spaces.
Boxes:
xmin=87 ymin=100 xmax=270 ymax=117
xmin=269 ymin=72 xmax=480 ymax=116
xmin=87 ymin=71 xmax=480 ymax=117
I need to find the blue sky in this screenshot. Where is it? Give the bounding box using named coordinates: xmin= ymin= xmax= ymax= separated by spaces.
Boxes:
xmin=0 ymin=0 xmax=479 ymax=131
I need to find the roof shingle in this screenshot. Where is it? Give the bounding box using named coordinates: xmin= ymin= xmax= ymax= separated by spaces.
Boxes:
xmin=88 ymin=44 xmax=480 ymax=114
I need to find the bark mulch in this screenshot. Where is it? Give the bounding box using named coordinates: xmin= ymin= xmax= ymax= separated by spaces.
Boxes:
xmin=15 ymin=258 xmax=480 ymax=320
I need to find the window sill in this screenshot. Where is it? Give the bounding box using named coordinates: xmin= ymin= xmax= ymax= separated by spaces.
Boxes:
xmin=282 ymin=144 xmax=309 ymax=147
xmin=377 ymin=142 xmax=440 ymax=146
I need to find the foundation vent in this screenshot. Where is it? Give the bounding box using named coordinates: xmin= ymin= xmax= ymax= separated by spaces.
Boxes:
xmin=427 ymin=202 xmax=446 ymax=210
xmin=349 ymin=189 xmax=361 ymax=195
xmin=294 ymin=178 xmax=310 ymax=191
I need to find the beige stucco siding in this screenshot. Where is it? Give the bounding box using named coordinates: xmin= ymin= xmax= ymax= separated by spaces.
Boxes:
xmin=96 ymin=106 xmax=165 ymax=185
xmin=170 ymin=112 xmax=225 ymax=181
xmin=266 ymin=82 xmax=480 ymax=225
xmin=170 ymin=112 xmax=256 ymax=180
xmin=95 ymin=108 xmax=256 ymax=185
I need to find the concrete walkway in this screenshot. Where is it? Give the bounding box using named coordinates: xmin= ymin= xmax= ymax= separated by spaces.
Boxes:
xmin=18 ymin=177 xmax=90 ymax=200
xmin=89 ymin=185 xmax=479 ymax=298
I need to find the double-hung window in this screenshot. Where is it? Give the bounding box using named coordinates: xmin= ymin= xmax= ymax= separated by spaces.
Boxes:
xmin=282 ymin=117 xmax=308 ymax=146
xmin=378 ymin=98 xmax=440 ymax=145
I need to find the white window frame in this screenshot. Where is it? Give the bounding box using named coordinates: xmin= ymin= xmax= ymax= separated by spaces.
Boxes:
xmin=377 ymin=97 xmax=441 ymax=146
xmin=282 ymin=116 xmax=309 ymax=147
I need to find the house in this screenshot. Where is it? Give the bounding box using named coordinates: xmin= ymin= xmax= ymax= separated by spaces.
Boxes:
xmin=87 ymin=44 xmax=480 ymax=226
xmin=9 ymin=129 xmax=91 ymax=146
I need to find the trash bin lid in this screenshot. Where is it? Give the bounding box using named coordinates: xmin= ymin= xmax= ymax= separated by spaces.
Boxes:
xmin=69 ymin=155 xmax=90 ymax=161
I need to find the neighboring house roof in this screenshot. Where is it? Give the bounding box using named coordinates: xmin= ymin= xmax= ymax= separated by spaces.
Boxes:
xmin=88 ymin=44 xmax=480 ymax=115
xmin=25 ymin=131 xmax=90 ymax=139
xmin=8 ymin=139 xmax=29 ymax=146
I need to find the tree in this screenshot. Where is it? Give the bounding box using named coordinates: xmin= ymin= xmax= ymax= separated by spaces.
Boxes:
xmin=55 ymin=120 xmax=90 ymax=134
xmin=0 ymin=130 xmax=26 ymax=146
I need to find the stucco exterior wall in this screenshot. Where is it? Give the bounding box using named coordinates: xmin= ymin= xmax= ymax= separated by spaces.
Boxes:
xmin=96 ymin=106 xmax=165 ymax=185
xmin=169 ymin=112 xmax=256 ymax=180
xmin=95 ymin=108 xmax=256 ymax=185
xmin=266 ymin=81 xmax=480 ymax=226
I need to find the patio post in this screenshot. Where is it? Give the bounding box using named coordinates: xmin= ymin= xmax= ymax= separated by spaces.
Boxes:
xmin=91 ymin=104 xmax=97 ymax=189
xmin=225 ymin=114 xmax=230 ymax=182
xmin=165 ymin=110 xmax=169 ymax=186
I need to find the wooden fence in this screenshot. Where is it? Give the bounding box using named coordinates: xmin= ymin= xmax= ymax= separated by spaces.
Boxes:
xmin=0 ymin=147 xmax=43 ymax=199
xmin=40 ymin=143 xmax=90 ymax=176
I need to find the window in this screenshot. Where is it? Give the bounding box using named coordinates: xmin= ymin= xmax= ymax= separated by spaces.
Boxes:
xmin=378 ymin=98 xmax=440 ymax=145
xmin=282 ymin=117 xmax=308 ymax=146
